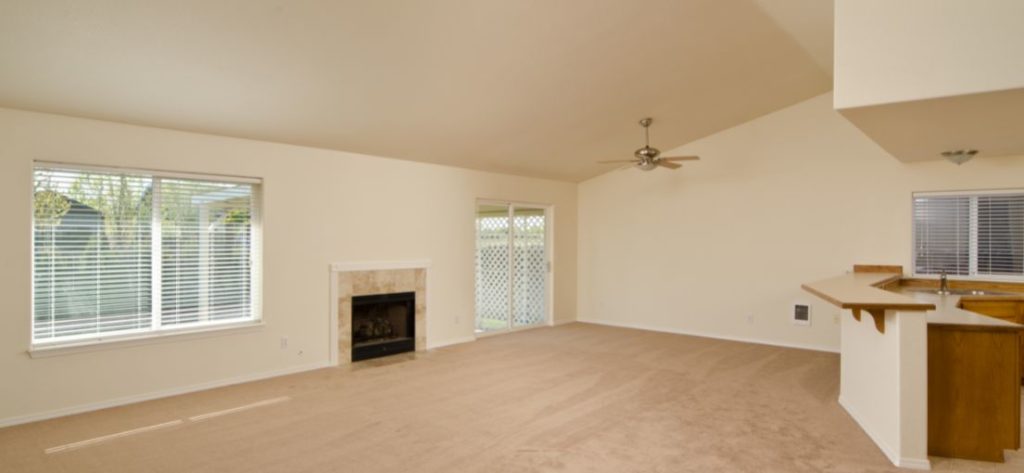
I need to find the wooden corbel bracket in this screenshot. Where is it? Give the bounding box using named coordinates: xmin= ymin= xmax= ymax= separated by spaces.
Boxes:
xmin=851 ymin=308 xmax=886 ymax=334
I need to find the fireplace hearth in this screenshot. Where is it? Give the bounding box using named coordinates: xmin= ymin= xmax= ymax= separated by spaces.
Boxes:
xmin=351 ymin=291 xmax=416 ymax=361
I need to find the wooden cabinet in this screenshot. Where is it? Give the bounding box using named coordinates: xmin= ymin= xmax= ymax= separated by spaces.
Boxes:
xmin=928 ymin=326 xmax=1021 ymax=462
xmin=959 ymin=299 xmax=1024 ymax=383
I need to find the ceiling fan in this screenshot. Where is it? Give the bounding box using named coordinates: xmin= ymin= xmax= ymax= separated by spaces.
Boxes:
xmin=598 ymin=118 xmax=700 ymax=171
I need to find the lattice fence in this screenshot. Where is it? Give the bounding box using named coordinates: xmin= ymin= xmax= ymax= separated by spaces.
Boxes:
xmin=512 ymin=214 xmax=546 ymax=326
xmin=475 ymin=212 xmax=546 ymax=331
xmin=475 ymin=215 xmax=509 ymax=331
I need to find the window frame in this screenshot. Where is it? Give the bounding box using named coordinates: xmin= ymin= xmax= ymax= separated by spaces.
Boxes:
xmin=29 ymin=161 xmax=264 ymax=354
xmin=912 ymin=188 xmax=1024 ymax=282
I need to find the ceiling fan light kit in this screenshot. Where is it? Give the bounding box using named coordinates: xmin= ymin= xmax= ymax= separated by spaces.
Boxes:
xmin=597 ymin=118 xmax=700 ymax=172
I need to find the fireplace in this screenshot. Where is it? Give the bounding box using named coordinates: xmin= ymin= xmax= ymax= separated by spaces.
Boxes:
xmin=351 ymin=291 xmax=416 ymax=361
xmin=332 ymin=263 xmax=427 ymax=365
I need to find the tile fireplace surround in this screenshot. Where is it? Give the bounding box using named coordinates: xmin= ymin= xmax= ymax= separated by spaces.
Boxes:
xmin=331 ymin=261 xmax=428 ymax=365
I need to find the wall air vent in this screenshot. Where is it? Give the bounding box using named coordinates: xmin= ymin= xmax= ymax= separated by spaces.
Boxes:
xmin=793 ymin=303 xmax=811 ymax=326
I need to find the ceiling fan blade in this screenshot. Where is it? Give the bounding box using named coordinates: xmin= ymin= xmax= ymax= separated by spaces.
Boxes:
xmin=596 ymin=159 xmax=638 ymax=164
xmin=657 ymin=160 xmax=682 ymax=169
xmin=660 ymin=156 xmax=700 ymax=162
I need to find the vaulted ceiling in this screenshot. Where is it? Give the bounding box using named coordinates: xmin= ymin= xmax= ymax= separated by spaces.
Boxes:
xmin=0 ymin=0 xmax=833 ymax=181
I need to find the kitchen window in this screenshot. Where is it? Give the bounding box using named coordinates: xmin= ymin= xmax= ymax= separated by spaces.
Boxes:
xmin=32 ymin=163 xmax=262 ymax=349
xmin=913 ymin=190 xmax=1024 ymax=279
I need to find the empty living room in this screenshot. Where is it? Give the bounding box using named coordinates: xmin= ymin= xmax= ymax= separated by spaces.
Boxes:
xmin=3 ymin=1 xmax=1024 ymax=472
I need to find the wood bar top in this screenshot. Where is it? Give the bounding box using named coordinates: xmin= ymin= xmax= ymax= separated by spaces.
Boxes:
xmin=802 ymin=272 xmax=936 ymax=312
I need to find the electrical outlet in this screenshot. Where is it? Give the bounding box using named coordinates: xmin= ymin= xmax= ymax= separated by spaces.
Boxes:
xmin=454 ymin=315 xmax=460 ymax=324
xmin=279 ymin=337 xmax=288 ymax=350
xmin=833 ymin=313 xmax=840 ymax=325
xmin=746 ymin=314 xmax=754 ymax=325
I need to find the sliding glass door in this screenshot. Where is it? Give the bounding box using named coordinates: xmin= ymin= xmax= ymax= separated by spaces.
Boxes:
xmin=475 ymin=202 xmax=548 ymax=334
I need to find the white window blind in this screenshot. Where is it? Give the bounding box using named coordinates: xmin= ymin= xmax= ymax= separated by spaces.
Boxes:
xmin=32 ymin=164 xmax=261 ymax=344
xmin=913 ymin=191 xmax=1024 ymax=278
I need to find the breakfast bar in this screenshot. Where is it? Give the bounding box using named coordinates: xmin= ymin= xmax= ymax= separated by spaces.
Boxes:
xmin=803 ymin=265 xmax=1023 ymax=468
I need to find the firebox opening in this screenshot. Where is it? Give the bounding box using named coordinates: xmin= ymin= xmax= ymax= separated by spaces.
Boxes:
xmin=351 ymin=291 xmax=415 ymax=361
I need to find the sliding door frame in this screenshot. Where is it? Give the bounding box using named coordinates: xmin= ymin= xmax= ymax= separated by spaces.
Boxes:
xmin=474 ymin=198 xmax=554 ymax=337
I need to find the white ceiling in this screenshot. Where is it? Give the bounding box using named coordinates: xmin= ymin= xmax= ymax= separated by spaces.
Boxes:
xmin=0 ymin=0 xmax=833 ymax=182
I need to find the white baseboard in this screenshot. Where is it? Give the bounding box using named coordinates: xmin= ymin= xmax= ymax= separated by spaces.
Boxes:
xmin=898 ymin=458 xmax=933 ymax=470
xmin=577 ymin=318 xmax=840 ymax=354
xmin=427 ymin=336 xmax=476 ymax=350
xmin=0 ymin=361 xmax=330 ymax=429
xmin=838 ymin=396 xmax=931 ymax=470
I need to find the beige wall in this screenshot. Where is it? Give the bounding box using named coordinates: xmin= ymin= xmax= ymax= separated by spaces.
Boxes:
xmin=577 ymin=92 xmax=1024 ymax=352
xmin=7 ymin=88 xmax=1024 ymax=425
xmin=0 ymin=107 xmax=577 ymax=425
xmin=834 ymin=0 xmax=1024 ymax=109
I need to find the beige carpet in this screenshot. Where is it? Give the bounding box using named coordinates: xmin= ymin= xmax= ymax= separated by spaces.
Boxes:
xmin=1 ymin=323 xmax=1021 ymax=472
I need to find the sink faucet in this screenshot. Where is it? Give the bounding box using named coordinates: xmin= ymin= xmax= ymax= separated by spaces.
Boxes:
xmin=938 ymin=270 xmax=950 ymax=295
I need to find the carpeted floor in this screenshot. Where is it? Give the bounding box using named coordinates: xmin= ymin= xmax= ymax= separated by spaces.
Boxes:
xmin=1 ymin=323 xmax=1021 ymax=472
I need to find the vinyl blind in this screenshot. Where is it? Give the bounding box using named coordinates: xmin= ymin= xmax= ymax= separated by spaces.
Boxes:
xmin=977 ymin=193 xmax=1024 ymax=275
xmin=33 ymin=164 xmax=261 ymax=344
xmin=913 ymin=191 xmax=1024 ymax=278
xmin=33 ymin=168 xmax=154 ymax=340
xmin=159 ymin=179 xmax=256 ymax=326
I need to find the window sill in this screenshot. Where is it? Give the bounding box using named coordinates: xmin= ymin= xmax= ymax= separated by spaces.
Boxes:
xmin=28 ymin=321 xmax=264 ymax=358
xmin=912 ymin=273 xmax=1024 ymax=283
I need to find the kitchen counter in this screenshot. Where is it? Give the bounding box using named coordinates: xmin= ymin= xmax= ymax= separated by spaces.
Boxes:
xmin=894 ymin=289 xmax=1024 ymax=330
xmin=801 ymin=272 xmax=934 ymax=311
xmin=802 ymin=271 xmax=1024 ymax=330
xmin=802 ymin=265 xmax=1023 ymax=465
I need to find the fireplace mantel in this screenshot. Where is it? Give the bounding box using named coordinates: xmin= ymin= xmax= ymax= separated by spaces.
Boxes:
xmin=329 ymin=260 xmax=431 ymax=366
xmin=331 ymin=259 xmax=432 ymax=273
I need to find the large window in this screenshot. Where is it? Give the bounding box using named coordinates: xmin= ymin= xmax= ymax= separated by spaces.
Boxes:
xmin=32 ymin=163 xmax=261 ymax=346
xmin=913 ymin=191 xmax=1024 ymax=279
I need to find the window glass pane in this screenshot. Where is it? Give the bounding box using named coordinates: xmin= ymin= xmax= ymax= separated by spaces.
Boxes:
xmin=914 ymin=192 xmax=1024 ymax=279
xmin=512 ymin=207 xmax=546 ymax=327
xmin=33 ymin=165 xmax=259 ymax=345
xmin=160 ymin=179 xmax=253 ymax=326
xmin=33 ymin=168 xmax=153 ymax=341
xmin=475 ymin=204 xmax=510 ymax=332
xmin=913 ymin=195 xmax=969 ymax=276
xmin=977 ymin=195 xmax=1024 ymax=276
